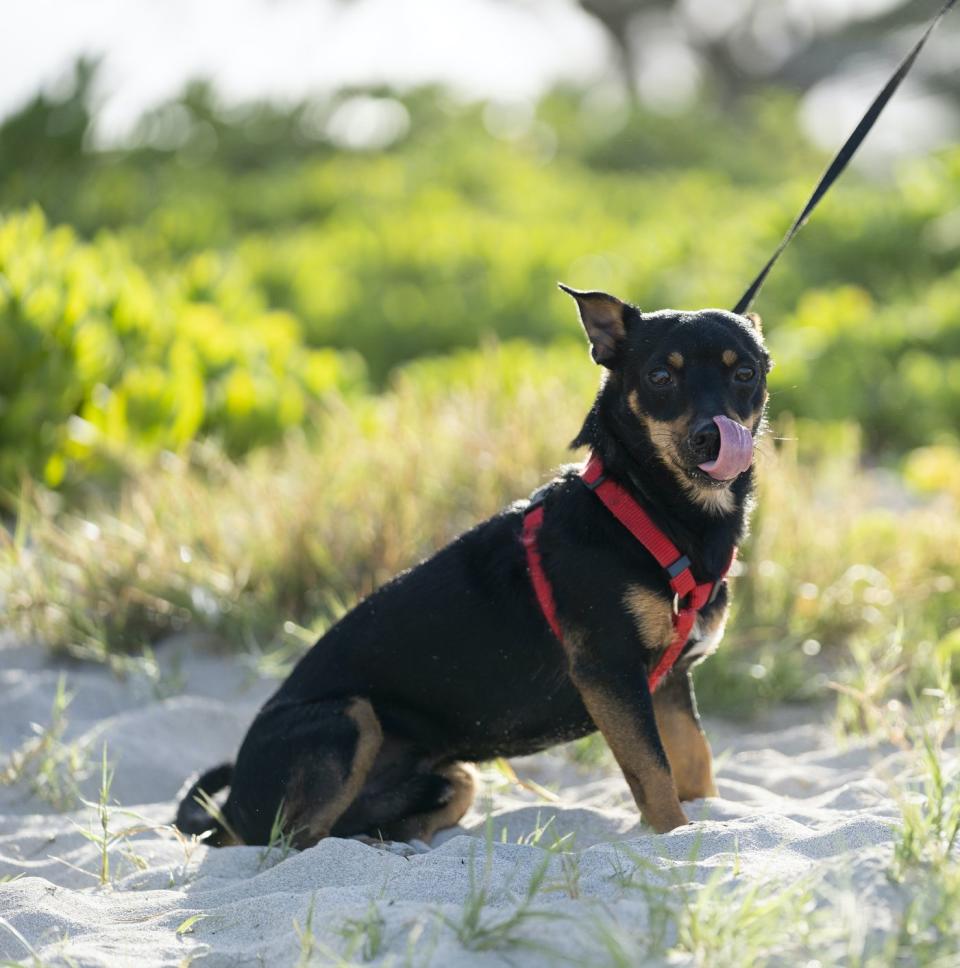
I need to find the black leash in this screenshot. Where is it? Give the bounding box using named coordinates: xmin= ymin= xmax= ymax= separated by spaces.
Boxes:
xmin=732 ymin=0 xmax=958 ymax=315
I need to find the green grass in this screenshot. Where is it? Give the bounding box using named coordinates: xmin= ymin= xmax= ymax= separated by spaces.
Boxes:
xmin=335 ymin=902 xmax=386 ymax=963
xmin=1 ymin=674 xmax=89 ymax=809
xmin=885 ymin=726 xmax=960 ymax=966
xmin=440 ymin=815 xmax=562 ymax=957
xmin=257 ymin=800 xmax=301 ymax=870
xmin=890 ymin=702 xmax=960 ymax=881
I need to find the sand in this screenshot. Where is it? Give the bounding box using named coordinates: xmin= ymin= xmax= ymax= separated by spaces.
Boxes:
xmin=0 ymin=630 xmax=932 ymax=967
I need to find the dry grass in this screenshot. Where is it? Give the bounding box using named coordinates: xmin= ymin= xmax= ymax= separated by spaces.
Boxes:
xmin=1 ymin=344 xmax=958 ymax=723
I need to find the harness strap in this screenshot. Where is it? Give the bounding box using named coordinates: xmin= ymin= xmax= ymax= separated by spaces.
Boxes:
xmin=522 ymin=454 xmax=735 ymax=692
xmin=521 ymin=505 xmax=563 ymax=642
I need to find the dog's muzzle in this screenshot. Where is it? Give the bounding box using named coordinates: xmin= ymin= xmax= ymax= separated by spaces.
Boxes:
xmin=696 ymin=415 xmax=753 ymax=482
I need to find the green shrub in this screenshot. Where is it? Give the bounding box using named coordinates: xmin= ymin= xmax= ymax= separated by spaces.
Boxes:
xmin=0 ymin=209 xmax=365 ymax=490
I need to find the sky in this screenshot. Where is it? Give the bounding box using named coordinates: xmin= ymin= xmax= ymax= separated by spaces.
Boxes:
xmin=1 ymin=0 xmax=955 ymax=159
xmin=1 ymin=0 xmax=606 ymax=141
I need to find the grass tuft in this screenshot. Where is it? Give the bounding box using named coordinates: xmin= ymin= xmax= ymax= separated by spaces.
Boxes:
xmin=68 ymin=745 xmax=153 ymax=886
xmin=1 ymin=674 xmax=88 ymax=809
xmin=442 ymin=813 xmax=561 ymax=956
xmin=257 ymin=800 xmax=301 ymax=870
xmin=336 ymin=902 xmax=386 ymax=963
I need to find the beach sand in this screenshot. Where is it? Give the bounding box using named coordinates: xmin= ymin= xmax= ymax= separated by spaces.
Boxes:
xmin=0 ymin=632 xmax=926 ymax=966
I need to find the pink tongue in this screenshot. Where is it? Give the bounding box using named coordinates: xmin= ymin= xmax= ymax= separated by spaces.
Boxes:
xmin=698 ymin=415 xmax=753 ymax=481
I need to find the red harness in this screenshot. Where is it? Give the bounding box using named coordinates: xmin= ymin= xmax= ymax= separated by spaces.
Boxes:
xmin=521 ymin=453 xmax=735 ymax=693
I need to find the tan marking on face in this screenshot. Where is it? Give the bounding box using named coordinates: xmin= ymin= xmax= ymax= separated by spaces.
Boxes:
xmin=653 ymin=697 xmax=717 ymax=800
xmin=624 ymin=586 xmax=674 ymax=650
xmin=667 ymin=351 xmax=684 ymax=369
xmin=641 ymin=415 xmax=689 ymax=468
xmin=628 ymin=389 xmax=643 ymax=418
xmin=722 ymin=349 xmax=738 ymax=367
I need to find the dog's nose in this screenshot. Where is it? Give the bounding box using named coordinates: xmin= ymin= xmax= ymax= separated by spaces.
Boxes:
xmin=689 ymin=421 xmax=720 ymax=462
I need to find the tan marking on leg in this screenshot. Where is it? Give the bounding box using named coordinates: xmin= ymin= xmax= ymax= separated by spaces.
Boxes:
xmin=576 ymin=680 xmax=687 ymax=832
xmin=667 ymin=351 xmax=684 ymax=369
xmin=301 ymin=698 xmax=383 ymax=844
xmin=557 ymin=632 xmax=686 ymax=834
xmin=721 ymin=349 xmax=738 ymax=367
xmin=380 ymin=763 xmax=477 ymax=844
xmin=623 ymin=585 xmax=673 ymax=650
xmin=653 ymin=699 xmax=717 ymax=800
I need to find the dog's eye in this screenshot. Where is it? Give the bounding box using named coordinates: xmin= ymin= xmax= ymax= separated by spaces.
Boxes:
xmin=648 ymin=367 xmax=673 ymax=388
xmin=734 ymin=365 xmax=756 ymax=383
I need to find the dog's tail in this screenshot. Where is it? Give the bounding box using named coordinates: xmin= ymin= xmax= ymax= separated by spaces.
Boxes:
xmin=174 ymin=762 xmax=235 ymax=845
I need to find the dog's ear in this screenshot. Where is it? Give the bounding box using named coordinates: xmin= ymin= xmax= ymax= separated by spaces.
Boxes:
xmin=744 ymin=312 xmax=763 ymax=337
xmin=559 ymin=284 xmax=629 ymax=367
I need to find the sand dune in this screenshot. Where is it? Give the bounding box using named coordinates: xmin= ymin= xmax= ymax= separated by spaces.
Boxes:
xmin=0 ymin=632 xmax=927 ymax=966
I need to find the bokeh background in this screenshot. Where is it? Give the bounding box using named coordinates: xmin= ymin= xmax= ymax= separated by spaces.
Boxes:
xmin=1 ymin=0 xmax=959 ymax=721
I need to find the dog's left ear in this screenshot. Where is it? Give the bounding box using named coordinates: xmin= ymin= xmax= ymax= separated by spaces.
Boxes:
xmin=559 ymin=283 xmax=629 ymax=367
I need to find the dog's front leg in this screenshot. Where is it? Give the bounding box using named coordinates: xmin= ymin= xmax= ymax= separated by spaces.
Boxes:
xmin=653 ymin=669 xmax=717 ymax=801
xmin=568 ymin=649 xmax=688 ymax=833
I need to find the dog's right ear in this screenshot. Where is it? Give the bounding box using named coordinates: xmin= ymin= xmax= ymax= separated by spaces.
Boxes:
xmin=558 ymin=284 xmax=629 ymax=368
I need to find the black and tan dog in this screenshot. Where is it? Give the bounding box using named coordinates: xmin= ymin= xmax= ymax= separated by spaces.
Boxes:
xmin=176 ymin=287 xmax=770 ymax=846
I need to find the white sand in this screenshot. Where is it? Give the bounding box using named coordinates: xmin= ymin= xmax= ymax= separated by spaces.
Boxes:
xmin=0 ymin=631 xmax=928 ymax=966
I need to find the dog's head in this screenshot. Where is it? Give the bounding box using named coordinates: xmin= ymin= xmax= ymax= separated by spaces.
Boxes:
xmin=562 ymin=285 xmax=772 ymax=514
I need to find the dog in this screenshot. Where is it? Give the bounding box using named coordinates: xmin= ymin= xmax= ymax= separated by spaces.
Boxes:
xmin=176 ymin=286 xmax=771 ymax=846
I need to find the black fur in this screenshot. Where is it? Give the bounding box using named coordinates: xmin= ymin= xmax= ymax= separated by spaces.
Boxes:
xmin=175 ymin=762 xmax=233 ymax=845
xmin=176 ymin=294 xmax=770 ymax=845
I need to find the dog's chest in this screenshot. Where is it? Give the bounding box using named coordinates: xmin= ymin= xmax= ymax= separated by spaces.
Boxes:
xmin=683 ymin=608 xmax=728 ymax=662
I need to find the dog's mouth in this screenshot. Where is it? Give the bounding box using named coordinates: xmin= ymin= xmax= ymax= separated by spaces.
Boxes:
xmin=676 ymin=463 xmax=731 ymax=489
xmin=697 ymin=415 xmax=753 ymax=482
xmin=673 ymin=415 xmax=753 ymax=487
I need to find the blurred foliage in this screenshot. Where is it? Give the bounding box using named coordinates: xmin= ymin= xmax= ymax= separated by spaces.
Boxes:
xmin=0 ymin=209 xmax=365 ymax=490
xmin=1 ymin=66 xmax=960 ymax=490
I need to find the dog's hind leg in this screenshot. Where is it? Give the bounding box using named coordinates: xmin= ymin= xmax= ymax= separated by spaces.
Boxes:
xmin=653 ymin=671 xmax=717 ymax=801
xmin=373 ymin=763 xmax=476 ymax=844
xmin=226 ymin=696 xmax=383 ymax=848
xmin=330 ymin=760 xmax=476 ymax=844
xmin=288 ymin=697 xmax=384 ymax=846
